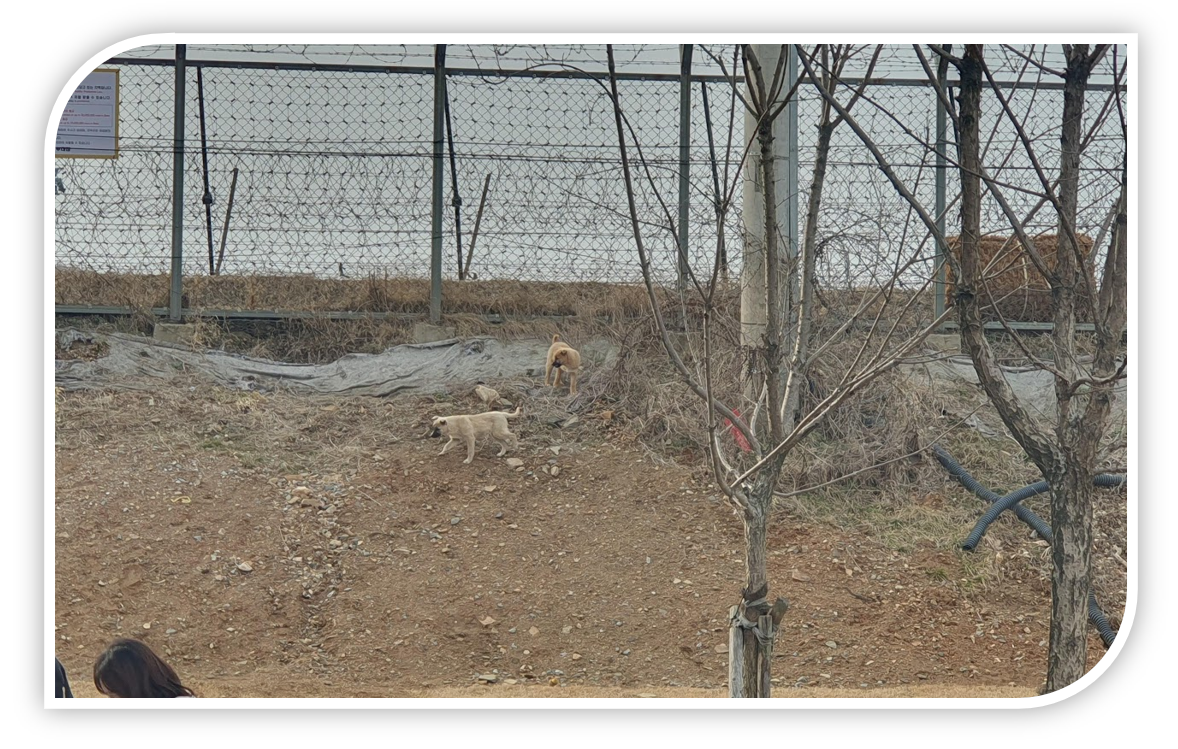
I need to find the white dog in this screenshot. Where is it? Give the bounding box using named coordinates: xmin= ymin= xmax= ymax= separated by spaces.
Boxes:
xmin=430 ymin=408 xmax=522 ymax=464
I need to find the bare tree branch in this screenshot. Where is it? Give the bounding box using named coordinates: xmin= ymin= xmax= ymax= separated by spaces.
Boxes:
xmin=953 ymin=44 xmax=1059 ymax=469
xmin=797 ymin=48 xmax=962 ymax=282
xmin=604 ymin=45 xmax=762 ymax=456
xmin=978 ymin=56 xmax=1092 ymax=297
xmin=774 ymin=398 xmax=993 ymax=500
xmin=731 ymin=306 xmax=954 ymax=489
xmin=698 ymin=44 xmax=756 ymax=117
xmin=999 ymin=43 xmax=1064 ymax=78
xmin=926 ymin=44 xmax=961 ymax=66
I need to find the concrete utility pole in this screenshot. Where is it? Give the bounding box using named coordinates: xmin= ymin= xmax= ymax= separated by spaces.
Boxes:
xmin=740 ymin=44 xmax=798 ymax=353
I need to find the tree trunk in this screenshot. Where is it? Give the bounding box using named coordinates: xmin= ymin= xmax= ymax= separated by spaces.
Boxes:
xmin=1051 ymin=45 xmax=1086 ymax=401
xmin=1042 ymin=45 xmax=1106 ymax=694
xmin=733 ymin=490 xmax=769 ymax=697
xmin=1044 ymin=458 xmax=1096 ymax=690
xmin=726 ymin=475 xmax=789 ymax=698
xmin=952 ymin=44 xmax=1120 ymax=694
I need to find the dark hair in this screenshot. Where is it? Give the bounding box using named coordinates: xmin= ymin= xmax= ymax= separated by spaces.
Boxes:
xmin=55 ymin=657 xmax=73 ymax=698
xmin=93 ymin=638 xmax=196 ymax=698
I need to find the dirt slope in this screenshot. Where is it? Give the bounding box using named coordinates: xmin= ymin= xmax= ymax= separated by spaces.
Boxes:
xmin=52 ymin=376 xmax=1116 ymax=699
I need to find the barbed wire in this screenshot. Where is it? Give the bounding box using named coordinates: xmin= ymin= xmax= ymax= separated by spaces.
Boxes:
xmin=55 ymin=44 xmax=1125 ymax=313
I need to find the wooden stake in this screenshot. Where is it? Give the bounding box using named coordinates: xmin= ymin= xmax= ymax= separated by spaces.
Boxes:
xmin=463 ymin=174 xmax=492 ymax=279
xmin=214 ymin=167 xmax=239 ymax=276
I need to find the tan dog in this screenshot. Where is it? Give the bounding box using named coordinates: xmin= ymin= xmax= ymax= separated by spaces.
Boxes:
xmin=473 ymin=384 xmax=501 ymax=406
xmin=430 ymin=407 xmax=521 ymax=464
xmin=544 ymin=334 xmax=582 ymax=395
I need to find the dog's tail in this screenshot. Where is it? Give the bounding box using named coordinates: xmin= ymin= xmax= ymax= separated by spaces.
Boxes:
xmin=552 ymin=334 xmax=561 ymax=343
xmin=503 ymin=407 xmax=522 ymax=419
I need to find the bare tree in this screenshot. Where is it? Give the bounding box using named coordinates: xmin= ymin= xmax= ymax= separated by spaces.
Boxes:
xmin=604 ymin=43 xmax=952 ymax=698
xmin=802 ymin=43 xmax=1128 ymax=692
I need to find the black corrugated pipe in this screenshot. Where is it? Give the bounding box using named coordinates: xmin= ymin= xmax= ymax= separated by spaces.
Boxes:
xmin=963 ymin=473 xmax=1127 ymax=551
xmin=1088 ymin=590 xmax=1117 ymax=648
xmin=961 ymin=480 xmax=1049 ymax=551
xmin=931 ymin=445 xmax=1001 ymax=501
xmin=931 ymin=445 xmax=1052 ymax=540
xmin=932 ymin=445 xmax=1120 ymax=648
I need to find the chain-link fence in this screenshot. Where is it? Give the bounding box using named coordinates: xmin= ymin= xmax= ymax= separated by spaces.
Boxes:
xmin=53 ymin=43 xmax=1126 ymax=322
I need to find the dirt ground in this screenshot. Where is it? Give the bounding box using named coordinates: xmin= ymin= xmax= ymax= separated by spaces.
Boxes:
xmin=52 ymin=345 xmax=1122 ymax=700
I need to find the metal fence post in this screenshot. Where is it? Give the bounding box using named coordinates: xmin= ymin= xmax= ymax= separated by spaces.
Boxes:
xmin=934 ymin=50 xmax=949 ymax=328
xmin=169 ymin=44 xmax=187 ymax=322
xmin=677 ymin=44 xmax=692 ymax=297
xmin=430 ymin=45 xmax=446 ymax=325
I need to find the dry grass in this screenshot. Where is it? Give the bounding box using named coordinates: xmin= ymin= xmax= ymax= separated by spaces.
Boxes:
xmin=55 ymin=308 xmax=640 ymax=366
xmin=55 ymin=268 xmax=660 ymax=319
xmin=769 ymin=369 xmax=1020 ymax=561
xmin=55 ymin=269 xmax=695 ymax=363
xmin=944 ymin=233 xmax=1096 ymax=323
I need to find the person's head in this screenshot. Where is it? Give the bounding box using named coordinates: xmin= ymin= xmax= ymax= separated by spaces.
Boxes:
xmin=93 ymin=638 xmax=195 ymax=698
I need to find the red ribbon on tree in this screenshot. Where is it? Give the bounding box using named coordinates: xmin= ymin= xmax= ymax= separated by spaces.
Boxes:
xmin=725 ymin=408 xmax=752 ymax=453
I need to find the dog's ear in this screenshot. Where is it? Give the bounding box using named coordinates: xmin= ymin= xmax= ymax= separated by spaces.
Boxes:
xmin=552 ymin=334 xmax=561 ymax=343
xmin=434 ymin=417 xmax=446 ymax=426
